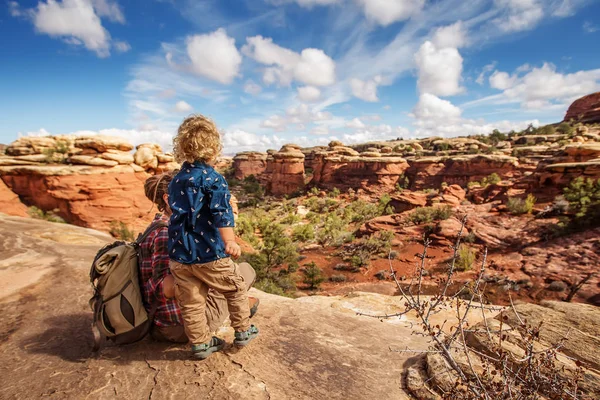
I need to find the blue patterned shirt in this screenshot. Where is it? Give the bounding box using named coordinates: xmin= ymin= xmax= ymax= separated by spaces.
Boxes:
xmin=167 ymin=161 xmax=235 ymax=264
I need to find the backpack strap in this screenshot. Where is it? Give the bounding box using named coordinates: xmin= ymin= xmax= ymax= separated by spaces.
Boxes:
xmin=136 ymin=220 xmax=169 ymax=245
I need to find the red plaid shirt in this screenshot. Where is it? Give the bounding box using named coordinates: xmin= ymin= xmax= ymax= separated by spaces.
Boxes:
xmin=139 ymin=214 xmax=183 ymax=327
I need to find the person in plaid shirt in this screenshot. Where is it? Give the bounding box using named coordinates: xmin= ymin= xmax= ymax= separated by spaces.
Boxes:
xmin=140 ymin=172 xmax=259 ymax=343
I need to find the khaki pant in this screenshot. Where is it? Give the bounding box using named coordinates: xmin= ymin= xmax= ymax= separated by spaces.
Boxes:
xmin=170 ymin=258 xmax=252 ymax=345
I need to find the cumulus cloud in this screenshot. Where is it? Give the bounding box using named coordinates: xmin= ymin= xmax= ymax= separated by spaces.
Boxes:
xmin=412 ymin=94 xmax=538 ymax=137
xmin=414 ymin=41 xmax=464 ymax=96
xmin=350 ymin=76 xmax=382 ymax=102
xmin=310 ymin=125 xmax=330 ymax=135
xmin=222 ymin=129 xmax=274 ymax=153
xmin=345 ymin=118 xmax=366 ymax=129
xmin=432 ymin=21 xmax=468 ymax=49
xmin=297 ymin=86 xmax=321 ymax=102
xmin=583 ymin=21 xmax=599 ymax=33
xmin=187 ymin=28 xmax=242 ymax=84
xmin=261 ymin=104 xmax=333 ymax=131
xmin=413 ymin=93 xmax=462 ymax=120
xmin=342 ymin=124 xmax=410 ymax=144
xmin=32 ymin=0 xmax=113 ymax=57
xmin=493 ymin=0 xmax=544 ymax=32
xmin=489 ymin=70 xmax=518 ymax=90
xmin=478 ymin=63 xmax=600 ymax=109
xmin=174 ymin=100 xmax=193 ymax=113
xmin=243 ymin=35 xmax=336 ymax=87
xmin=243 ymin=80 xmax=262 ymax=95
xmin=357 ymin=0 xmax=425 ymax=26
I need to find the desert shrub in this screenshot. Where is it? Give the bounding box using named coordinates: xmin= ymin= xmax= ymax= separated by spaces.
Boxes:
xmin=281 ymin=212 xmax=301 ymax=225
xmin=42 ymin=140 xmax=70 ymax=163
xmin=374 ymin=270 xmax=388 ymax=280
xmin=302 ymin=262 xmax=324 ymax=290
xmin=434 ymin=142 xmax=450 ymax=151
xmin=316 ymin=214 xmax=346 ymax=247
xmin=556 ymin=121 xmax=574 ymax=136
xmin=506 ymin=194 xmax=536 ymax=215
xmin=563 ymin=177 xmax=600 ymax=228
xmin=463 ymin=231 xmax=477 ymax=243
xmin=329 ymin=274 xmax=347 ymax=283
xmin=488 ymin=129 xmax=507 ymax=145
xmin=240 ymin=175 xmax=265 ymax=207
xmin=396 ymin=174 xmax=410 ymax=190
xmin=292 ymin=224 xmax=315 ymax=242
xmin=349 ymin=254 xmax=369 ymax=270
xmin=482 ymin=172 xmax=501 ymax=186
xmin=328 ymin=188 xmax=341 ymax=198
xmin=456 ymin=244 xmax=476 ymax=271
xmin=408 ymin=206 xmax=453 ymax=225
xmin=308 ymin=187 xmax=320 ymax=196
xmin=389 ymin=250 xmax=398 ymax=259
xmin=261 ymin=224 xmax=299 ymax=270
xmin=109 ymin=221 xmax=135 ymax=241
xmin=28 ymin=206 xmax=66 ymax=224
xmin=340 ymin=230 xmax=394 ymax=270
xmin=342 ymin=200 xmax=380 ymax=223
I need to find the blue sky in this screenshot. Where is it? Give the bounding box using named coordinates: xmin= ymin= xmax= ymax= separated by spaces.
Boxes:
xmin=1 ymin=0 xmax=599 ymax=154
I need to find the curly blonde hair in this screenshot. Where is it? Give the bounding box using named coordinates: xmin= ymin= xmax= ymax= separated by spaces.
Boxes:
xmin=173 ymin=114 xmax=223 ymax=164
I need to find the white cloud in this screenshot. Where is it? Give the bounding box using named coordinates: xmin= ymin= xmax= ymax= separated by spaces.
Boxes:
xmin=476 ymin=62 xmax=497 ymax=85
xmin=383 ymin=105 xmax=391 ymax=110
xmin=345 ymin=117 xmax=366 ymax=129
xmin=432 ymin=21 xmax=468 ymax=49
xmin=297 ymin=86 xmax=321 ymax=102
xmin=91 ymin=0 xmax=124 ymax=24
xmin=261 ymin=104 xmax=333 ymax=131
xmin=358 ymin=0 xmax=425 ymax=26
xmin=114 ymin=40 xmax=131 ymax=53
xmin=186 ymin=28 xmax=242 ymax=84
xmin=342 ymin=125 xmax=410 ymax=144
xmin=32 ymin=0 xmax=112 ymax=57
xmin=583 ymin=21 xmax=598 ymax=33
xmin=243 ymin=35 xmax=336 ymax=87
xmin=222 ymin=129 xmax=273 ymax=153
xmin=413 ymin=93 xmax=462 ymax=120
xmin=310 ymin=125 xmax=330 ymax=135
xmin=489 ymin=70 xmax=518 ymax=90
xmin=174 ymin=100 xmax=193 ymax=113
xmin=493 ymin=0 xmax=544 ymax=32
xmin=294 ymin=48 xmax=336 ymax=86
xmin=243 ymin=80 xmax=263 ymax=95
xmin=414 ymin=41 xmax=463 ymax=96
xmin=412 ymin=94 xmax=538 ymax=137
xmin=350 ymin=75 xmax=382 ymax=102
xmin=158 ymin=89 xmax=176 ymax=99
xmin=474 ymin=63 xmax=600 ymax=110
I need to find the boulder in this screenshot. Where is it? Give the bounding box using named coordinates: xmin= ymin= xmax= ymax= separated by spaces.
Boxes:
xmin=437 ymin=217 xmax=469 ymax=239
xmin=389 ymin=191 xmax=428 ymax=213
xmin=136 ymin=143 xmax=163 ymax=153
xmin=134 ymin=147 xmax=159 ymax=170
xmin=440 ymin=184 xmax=466 ymax=206
xmin=74 ymin=136 xmax=134 ymax=152
xmin=156 ymin=153 xmax=174 ymax=163
xmin=68 ymin=155 xmax=119 ymax=167
xmin=99 ymin=151 xmax=134 ymax=165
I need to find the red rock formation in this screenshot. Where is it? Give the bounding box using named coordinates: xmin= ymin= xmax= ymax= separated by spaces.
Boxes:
xmin=1 ymin=167 xmax=154 ymax=233
xmin=268 ymin=145 xmax=305 ymax=195
xmin=564 ymin=92 xmax=600 ymax=124
xmin=405 ymin=155 xmax=521 ymax=190
xmin=232 ymin=151 xmax=268 ymax=180
xmin=311 ymin=143 xmax=409 ymax=193
xmin=0 ymin=179 xmax=28 ymax=217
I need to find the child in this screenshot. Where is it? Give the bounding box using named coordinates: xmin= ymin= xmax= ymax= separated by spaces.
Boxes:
xmin=168 ymin=114 xmax=259 ymax=359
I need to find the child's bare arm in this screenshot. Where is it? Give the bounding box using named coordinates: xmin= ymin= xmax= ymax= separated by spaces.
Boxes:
xmin=219 ymin=227 xmax=241 ymax=259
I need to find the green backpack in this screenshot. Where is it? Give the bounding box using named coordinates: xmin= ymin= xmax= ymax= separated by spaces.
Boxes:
xmin=89 ymin=221 xmax=168 ymax=351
